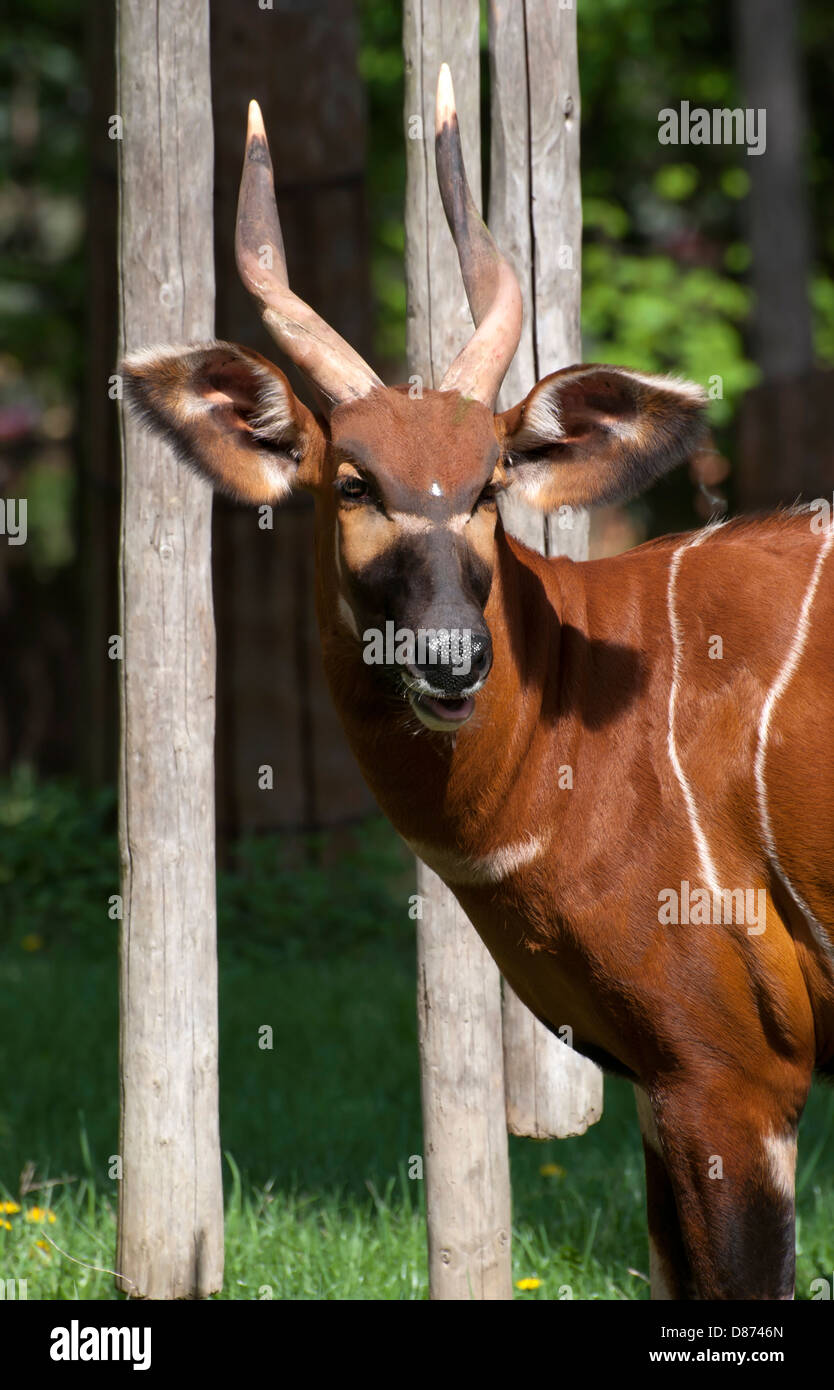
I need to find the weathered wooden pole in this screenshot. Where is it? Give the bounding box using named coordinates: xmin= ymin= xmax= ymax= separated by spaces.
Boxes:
xmin=489 ymin=0 xmax=603 ymax=1139
xmin=404 ymin=0 xmax=604 ymax=1298
xmin=732 ymin=0 xmax=831 ymax=517
xmin=210 ymin=1 xmax=377 ymax=842
xmin=404 ymin=0 xmax=513 ymax=1301
xmin=116 ymin=0 xmax=223 ymax=1298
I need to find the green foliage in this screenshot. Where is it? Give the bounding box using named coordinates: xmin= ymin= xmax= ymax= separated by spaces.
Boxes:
xmin=0 ymin=768 xmax=416 ymax=962
xmin=0 ymin=767 xmax=118 ymax=955
xmin=0 ymin=0 xmax=88 ymax=586
xmin=811 ymin=274 xmax=834 ymax=363
xmin=358 ymin=0 xmax=407 ymax=365
xmin=582 ymin=245 xmax=758 ymax=426
xmin=218 ymin=818 xmax=415 ymax=966
xmin=0 ymin=4 xmax=87 ymax=399
xmin=653 ymin=163 xmax=699 ymax=202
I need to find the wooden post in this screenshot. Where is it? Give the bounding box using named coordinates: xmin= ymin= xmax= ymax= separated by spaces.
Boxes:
xmin=731 ymin=0 xmax=833 ymax=515
xmin=733 ymin=0 xmax=813 ymax=384
xmin=404 ymin=0 xmax=513 ymax=1301
xmin=210 ymin=1 xmax=376 ymax=842
xmin=116 ymin=0 xmax=223 ymax=1298
xmin=489 ymin=2 xmax=603 ymax=1138
xmin=80 ymin=0 xmax=119 ymax=788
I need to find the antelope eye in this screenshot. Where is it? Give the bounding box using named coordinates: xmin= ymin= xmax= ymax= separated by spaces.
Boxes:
xmin=475 ymin=482 xmax=499 ymax=508
xmin=336 ymin=474 xmax=369 ymax=502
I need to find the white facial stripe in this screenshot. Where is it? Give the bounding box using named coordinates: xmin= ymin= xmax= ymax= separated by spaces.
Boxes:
xmin=666 ymin=525 xmax=723 ymax=897
xmin=388 ymin=511 xmax=471 ymax=534
xmin=754 ymin=524 xmax=834 ymax=967
xmin=406 ymin=832 xmax=545 ymax=886
xmin=386 ymin=512 xmax=432 ymax=534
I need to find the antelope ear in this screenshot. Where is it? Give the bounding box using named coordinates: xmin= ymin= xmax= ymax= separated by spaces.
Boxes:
xmin=121 ymin=341 xmax=324 ymax=504
xmin=498 ymin=364 xmax=708 ymax=509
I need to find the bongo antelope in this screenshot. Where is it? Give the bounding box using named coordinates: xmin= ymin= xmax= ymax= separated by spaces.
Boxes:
xmin=123 ymin=68 xmax=834 ymax=1300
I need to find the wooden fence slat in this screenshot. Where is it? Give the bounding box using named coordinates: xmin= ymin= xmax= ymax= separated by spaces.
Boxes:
xmin=416 ymin=866 xmax=512 ymax=1297
xmin=490 ymin=0 xmax=603 ymax=1137
xmin=116 ymin=0 xmax=223 ymax=1299
xmin=404 ymin=0 xmax=513 ymax=1300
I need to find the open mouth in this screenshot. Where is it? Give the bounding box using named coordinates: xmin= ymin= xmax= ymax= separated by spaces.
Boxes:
xmin=408 ymin=690 xmax=476 ymax=730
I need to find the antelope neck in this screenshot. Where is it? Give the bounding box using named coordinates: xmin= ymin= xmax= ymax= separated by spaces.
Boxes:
xmin=315 ymin=517 xmax=573 ymax=853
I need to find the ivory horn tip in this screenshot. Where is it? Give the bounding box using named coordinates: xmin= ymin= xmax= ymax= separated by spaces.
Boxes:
xmin=436 ymin=64 xmax=456 ymax=134
xmin=247 ymin=99 xmax=266 ymax=141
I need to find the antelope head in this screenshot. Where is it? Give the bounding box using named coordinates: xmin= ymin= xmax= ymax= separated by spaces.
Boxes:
xmin=123 ymin=67 xmax=706 ymax=734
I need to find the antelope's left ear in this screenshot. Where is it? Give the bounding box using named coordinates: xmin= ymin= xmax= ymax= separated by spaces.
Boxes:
xmin=498 ymin=364 xmax=708 ymax=509
xmin=121 ymin=341 xmax=324 ymax=505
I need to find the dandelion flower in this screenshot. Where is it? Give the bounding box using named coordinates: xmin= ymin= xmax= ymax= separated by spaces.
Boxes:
xmin=25 ymin=1207 xmax=56 ymax=1224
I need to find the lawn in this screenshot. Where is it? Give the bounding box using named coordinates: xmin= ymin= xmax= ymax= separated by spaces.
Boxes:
xmin=1 ymin=772 xmax=832 ymax=1299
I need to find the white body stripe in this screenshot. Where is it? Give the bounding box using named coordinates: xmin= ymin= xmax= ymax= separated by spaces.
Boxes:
xmin=666 ymin=526 xmax=722 ymax=896
xmin=763 ymin=1130 xmax=797 ymax=1202
xmin=754 ymin=523 xmax=834 ymax=962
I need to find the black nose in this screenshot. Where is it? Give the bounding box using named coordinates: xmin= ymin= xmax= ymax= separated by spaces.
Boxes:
xmin=468 ymin=631 xmax=493 ymax=681
xmin=409 ymin=627 xmax=492 ymax=696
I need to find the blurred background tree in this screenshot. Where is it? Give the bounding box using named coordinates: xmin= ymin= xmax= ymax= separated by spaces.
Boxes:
xmin=2 ymin=0 xmax=834 ymax=784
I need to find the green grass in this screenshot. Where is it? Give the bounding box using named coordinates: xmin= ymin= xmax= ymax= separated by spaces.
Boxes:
xmin=0 ymin=770 xmax=832 ymax=1299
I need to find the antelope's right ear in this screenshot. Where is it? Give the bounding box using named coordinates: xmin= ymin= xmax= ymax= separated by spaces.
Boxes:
xmin=121 ymin=341 xmax=324 ymax=504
